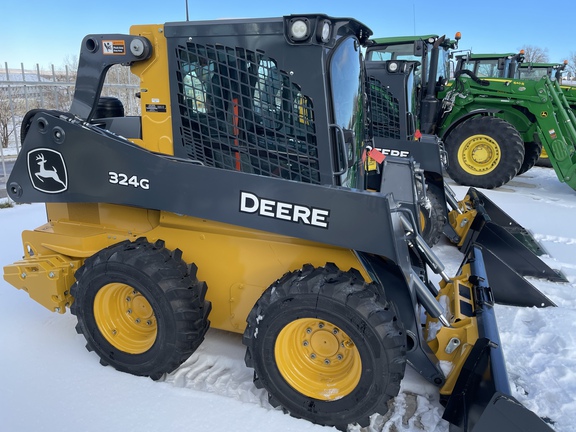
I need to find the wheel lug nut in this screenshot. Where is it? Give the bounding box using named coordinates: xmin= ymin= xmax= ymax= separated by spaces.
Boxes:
xmin=333 ymin=328 xmax=339 ymax=334
xmin=303 ymin=340 xmax=309 ymax=347
xmin=337 ymin=354 xmax=343 ymax=360
xmin=318 ymin=322 xmax=324 ymax=329
xmin=306 ymin=328 xmax=312 ymax=334
xmin=310 ymin=353 xmax=316 ymax=359
xmin=135 ymin=318 xmax=141 ymax=324
xmin=127 ymin=309 xmax=132 ymax=314
xmin=112 ymin=329 xmax=117 ymax=335
xmin=324 ymin=359 xmax=330 ymax=365
xmin=126 ymin=296 xmax=131 ymax=302
xmin=146 ymin=320 xmax=152 ymax=326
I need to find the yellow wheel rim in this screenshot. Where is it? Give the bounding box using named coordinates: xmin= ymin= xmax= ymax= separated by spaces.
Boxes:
xmin=94 ymin=283 xmax=157 ymax=354
xmin=457 ymin=134 xmax=501 ymax=175
xmin=275 ymin=318 xmax=362 ymax=400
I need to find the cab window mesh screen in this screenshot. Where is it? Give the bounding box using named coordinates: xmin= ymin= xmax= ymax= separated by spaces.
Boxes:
xmin=175 ymin=43 xmax=320 ymax=184
xmin=367 ymin=77 xmax=401 ymax=139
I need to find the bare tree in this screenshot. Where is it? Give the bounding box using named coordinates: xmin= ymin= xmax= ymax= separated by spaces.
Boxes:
xmin=566 ymin=52 xmax=576 ymax=81
xmin=102 ymin=64 xmax=141 ymax=116
xmin=519 ymin=45 xmax=550 ymax=63
xmin=0 ymin=88 xmax=16 ymax=148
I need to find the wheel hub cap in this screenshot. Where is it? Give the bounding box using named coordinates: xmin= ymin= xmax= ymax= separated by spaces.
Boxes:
xmin=458 ymin=134 xmax=501 ymax=175
xmin=94 ymin=283 xmax=157 ymax=354
xmin=275 ymin=318 xmax=362 ymax=400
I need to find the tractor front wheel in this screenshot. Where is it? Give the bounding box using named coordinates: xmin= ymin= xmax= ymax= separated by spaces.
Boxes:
xmin=243 ymin=263 xmax=406 ymax=430
xmin=444 ymin=116 xmax=524 ymax=189
xmin=70 ymin=238 xmax=211 ymax=380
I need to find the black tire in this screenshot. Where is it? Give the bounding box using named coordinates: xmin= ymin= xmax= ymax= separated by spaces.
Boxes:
xmin=444 ymin=116 xmax=524 ymax=189
xmin=243 ymin=263 xmax=406 ymax=430
xmin=70 ymin=238 xmax=211 ymax=380
xmin=517 ymin=141 xmax=543 ymax=176
xmin=420 ymin=182 xmax=446 ymax=247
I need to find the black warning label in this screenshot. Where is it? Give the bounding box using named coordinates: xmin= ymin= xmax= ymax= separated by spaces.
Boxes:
xmin=146 ymin=104 xmax=167 ymax=112
xmin=102 ymin=40 xmax=126 ymax=55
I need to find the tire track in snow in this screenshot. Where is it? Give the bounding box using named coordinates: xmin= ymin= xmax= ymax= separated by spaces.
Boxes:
xmin=349 ymin=391 xmax=447 ymax=432
xmin=161 ymin=329 xmax=272 ymax=409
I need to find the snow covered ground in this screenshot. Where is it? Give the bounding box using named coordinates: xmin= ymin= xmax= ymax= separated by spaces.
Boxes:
xmin=1 ymin=166 xmax=575 ymax=432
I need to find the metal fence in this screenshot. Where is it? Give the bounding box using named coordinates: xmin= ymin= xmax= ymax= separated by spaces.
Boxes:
xmin=1 ymin=62 xmax=140 ymax=182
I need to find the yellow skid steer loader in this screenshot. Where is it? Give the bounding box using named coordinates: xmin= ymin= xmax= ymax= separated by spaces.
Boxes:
xmin=3 ymin=15 xmax=556 ymax=431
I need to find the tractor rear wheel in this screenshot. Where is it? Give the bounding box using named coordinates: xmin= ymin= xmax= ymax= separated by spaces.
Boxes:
xmin=243 ymin=263 xmax=406 ymax=430
xmin=444 ymin=116 xmax=524 ymax=189
xmin=517 ymin=141 xmax=543 ymax=176
xmin=70 ymin=238 xmax=211 ymax=380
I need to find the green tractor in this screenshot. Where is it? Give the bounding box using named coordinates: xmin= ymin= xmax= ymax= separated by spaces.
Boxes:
xmin=457 ymin=56 xmax=575 ymax=111
xmin=517 ymin=60 xmax=576 ymax=112
xmin=366 ymin=35 xmax=576 ymax=190
xmin=517 ymin=60 xmax=576 ymax=166
xmin=458 ymin=55 xmax=576 ymax=167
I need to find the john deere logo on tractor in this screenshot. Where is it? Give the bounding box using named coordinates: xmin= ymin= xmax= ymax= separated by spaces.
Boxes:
xmin=27 ymin=148 xmax=68 ymax=194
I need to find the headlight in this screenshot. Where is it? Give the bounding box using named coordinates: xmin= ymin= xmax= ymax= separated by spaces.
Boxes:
xmin=319 ymin=20 xmax=331 ymax=43
xmin=387 ymin=61 xmax=400 ymax=73
xmin=289 ymin=19 xmax=310 ymax=41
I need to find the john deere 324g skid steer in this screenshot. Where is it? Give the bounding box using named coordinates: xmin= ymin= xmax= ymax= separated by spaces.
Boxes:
xmin=2 ymin=15 xmax=559 ymax=431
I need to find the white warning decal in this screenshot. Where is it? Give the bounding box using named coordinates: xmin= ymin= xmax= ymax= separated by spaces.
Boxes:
xmin=102 ymin=40 xmax=126 ymax=55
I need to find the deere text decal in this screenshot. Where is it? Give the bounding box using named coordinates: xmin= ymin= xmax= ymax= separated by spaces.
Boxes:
xmin=239 ymin=191 xmax=330 ymax=228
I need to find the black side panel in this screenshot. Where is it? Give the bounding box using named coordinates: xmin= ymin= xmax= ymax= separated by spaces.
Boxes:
xmin=460 ymin=188 xmax=567 ymax=283
xmin=479 ymin=246 xmax=556 ymax=307
xmin=469 ymin=393 xmax=554 ymax=432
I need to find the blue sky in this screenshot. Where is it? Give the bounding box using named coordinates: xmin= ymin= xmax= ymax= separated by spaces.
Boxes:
xmin=1 ymin=0 xmax=573 ymax=70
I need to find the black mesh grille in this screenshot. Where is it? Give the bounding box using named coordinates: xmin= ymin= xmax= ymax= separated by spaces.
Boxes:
xmin=367 ymin=77 xmax=401 ymax=140
xmin=175 ymin=42 xmax=320 ymax=184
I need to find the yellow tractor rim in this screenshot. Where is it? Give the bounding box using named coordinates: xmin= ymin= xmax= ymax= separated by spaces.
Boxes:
xmin=275 ymin=318 xmax=362 ymax=400
xmin=457 ymin=134 xmax=501 ymax=175
xmin=94 ymin=283 xmax=157 ymax=354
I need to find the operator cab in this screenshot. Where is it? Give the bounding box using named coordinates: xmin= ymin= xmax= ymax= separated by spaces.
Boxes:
xmin=455 ymin=51 xmax=525 ymax=78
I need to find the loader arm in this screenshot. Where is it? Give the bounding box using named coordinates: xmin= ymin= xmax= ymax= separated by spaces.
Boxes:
xmin=8 ymin=112 xmax=403 ymax=260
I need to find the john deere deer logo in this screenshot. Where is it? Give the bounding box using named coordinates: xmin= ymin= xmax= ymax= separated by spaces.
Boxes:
xmin=27 ymin=148 xmax=68 ymax=193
